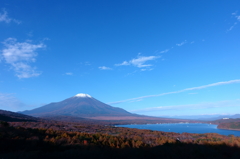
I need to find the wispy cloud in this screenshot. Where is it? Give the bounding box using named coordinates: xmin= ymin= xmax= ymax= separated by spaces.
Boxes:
xmin=116 ymin=61 xmax=129 ymax=66
xmin=82 ymin=61 xmax=91 ymax=66
xmin=131 ymin=56 xmax=159 ymax=67
xmin=99 ymin=66 xmax=112 ymax=70
xmin=1 ymin=38 xmax=45 ymax=78
xmin=0 ymin=9 xmax=21 ymax=24
xmin=130 ymin=99 xmax=240 ymax=113
xmin=232 ymin=12 xmax=240 ymax=20
xmin=140 ymin=68 xmax=153 ymax=71
xmin=228 ymin=23 xmax=237 ymax=32
xmin=108 ymin=79 xmax=240 ymax=105
xmin=227 ymin=12 xmax=240 ymax=32
xmin=176 ymin=40 xmax=187 ymax=46
xmin=116 ymin=55 xmax=160 ymax=68
xmin=65 ymin=72 xmax=73 ymax=75
xmin=159 ymin=49 xmax=169 ymax=54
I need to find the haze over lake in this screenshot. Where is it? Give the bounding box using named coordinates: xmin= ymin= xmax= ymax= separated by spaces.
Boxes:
xmin=117 ymin=123 xmax=240 ymax=137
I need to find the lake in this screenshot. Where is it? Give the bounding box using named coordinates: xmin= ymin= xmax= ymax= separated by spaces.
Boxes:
xmin=116 ymin=123 xmax=240 ymax=136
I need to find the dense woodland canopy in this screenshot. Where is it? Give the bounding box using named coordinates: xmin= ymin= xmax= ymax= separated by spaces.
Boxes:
xmin=213 ymin=118 xmax=240 ymax=130
xmin=1 ymin=120 xmax=240 ymax=159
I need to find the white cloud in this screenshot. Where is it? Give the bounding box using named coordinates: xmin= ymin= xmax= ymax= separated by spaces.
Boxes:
xmin=0 ymin=9 xmax=21 ymax=24
xmin=176 ymin=40 xmax=187 ymax=46
xmin=232 ymin=11 xmax=240 ymax=21
xmin=1 ymin=38 xmax=45 ymax=78
xmin=99 ymin=66 xmax=112 ymax=70
xmin=227 ymin=22 xmax=237 ymax=32
xmin=116 ymin=55 xmax=160 ymax=68
xmin=227 ymin=12 xmax=240 ymax=32
xmin=141 ymin=68 xmax=153 ymax=71
xmin=159 ymin=49 xmax=169 ymax=54
xmin=131 ymin=56 xmax=158 ymax=67
xmin=116 ymin=61 xmax=130 ymax=66
xmin=182 ymin=79 xmax=240 ymax=91
xmin=65 ymin=72 xmax=73 ymax=75
xmin=108 ymin=79 xmax=240 ymax=105
xmin=130 ymin=99 xmax=240 ymax=113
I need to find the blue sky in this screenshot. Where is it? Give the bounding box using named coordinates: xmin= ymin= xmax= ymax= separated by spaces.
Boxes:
xmin=0 ymin=0 xmax=240 ymax=116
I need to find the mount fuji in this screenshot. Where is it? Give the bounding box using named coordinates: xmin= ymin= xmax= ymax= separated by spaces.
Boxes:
xmin=21 ymin=93 xmax=136 ymax=119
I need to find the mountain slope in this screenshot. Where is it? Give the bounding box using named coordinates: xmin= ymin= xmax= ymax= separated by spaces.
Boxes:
xmin=0 ymin=109 xmax=39 ymax=122
xmin=21 ymin=93 xmax=135 ymax=118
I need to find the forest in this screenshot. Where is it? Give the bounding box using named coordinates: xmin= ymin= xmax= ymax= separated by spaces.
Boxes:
xmin=218 ymin=121 xmax=240 ymax=130
xmin=1 ymin=120 xmax=240 ymax=159
xmin=213 ymin=118 xmax=240 ymax=130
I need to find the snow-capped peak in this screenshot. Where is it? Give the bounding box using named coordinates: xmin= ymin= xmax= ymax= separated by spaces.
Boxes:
xmin=74 ymin=93 xmax=92 ymax=98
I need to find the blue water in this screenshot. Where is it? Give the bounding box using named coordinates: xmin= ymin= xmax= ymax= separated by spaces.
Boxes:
xmin=116 ymin=123 xmax=240 ymax=136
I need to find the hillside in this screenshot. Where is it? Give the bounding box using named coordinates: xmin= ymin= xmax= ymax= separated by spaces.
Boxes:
xmin=216 ymin=119 xmax=240 ymax=130
xmin=0 ymin=109 xmax=39 ymax=122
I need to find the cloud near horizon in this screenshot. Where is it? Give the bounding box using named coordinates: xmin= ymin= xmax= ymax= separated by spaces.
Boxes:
xmin=130 ymin=99 xmax=240 ymax=114
xmin=108 ymin=79 xmax=240 ymax=105
xmin=1 ymin=38 xmax=45 ymax=78
xmin=0 ymin=93 xmax=26 ymax=111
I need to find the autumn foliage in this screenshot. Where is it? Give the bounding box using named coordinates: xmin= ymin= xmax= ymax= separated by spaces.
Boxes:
xmin=1 ymin=121 xmax=240 ymax=159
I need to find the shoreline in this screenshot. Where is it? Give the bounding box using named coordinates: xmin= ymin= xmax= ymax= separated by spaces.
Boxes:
xmin=217 ymin=127 xmax=240 ymax=131
xmin=116 ymin=123 xmax=240 ymax=136
xmin=116 ymin=122 xmax=217 ymax=126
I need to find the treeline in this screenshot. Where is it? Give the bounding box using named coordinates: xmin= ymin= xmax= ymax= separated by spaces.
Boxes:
xmin=1 ymin=121 xmax=240 ymax=158
xmin=218 ymin=122 xmax=240 ymax=130
xmin=213 ymin=118 xmax=240 ymax=130
xmin=9 ymin=121 xmax=240 ymax=147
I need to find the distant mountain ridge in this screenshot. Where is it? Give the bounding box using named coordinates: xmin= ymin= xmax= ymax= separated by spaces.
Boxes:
xmin=21 ymin=93 xmax=135 ymax=118
xmin=162 ymin=114 xmax=240 ymax=121
xmin=0 ymin=109 xmax=39 ymax=122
